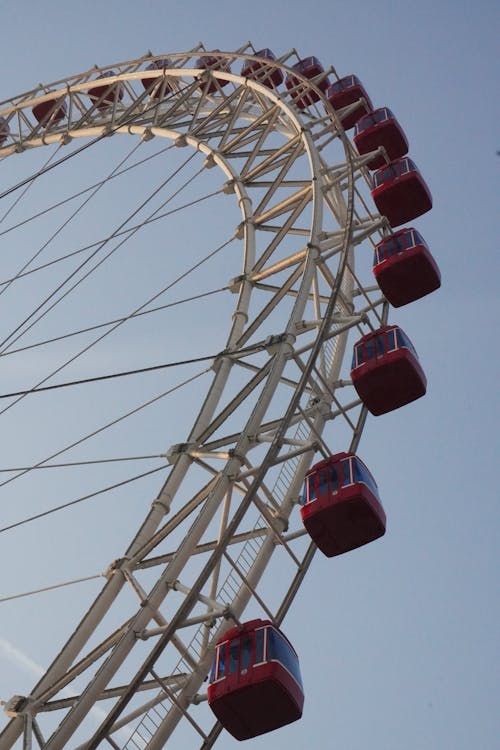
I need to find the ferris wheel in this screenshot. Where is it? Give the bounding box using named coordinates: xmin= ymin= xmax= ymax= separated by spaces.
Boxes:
xmin=0 ymin=43 xmax=438 ymax=749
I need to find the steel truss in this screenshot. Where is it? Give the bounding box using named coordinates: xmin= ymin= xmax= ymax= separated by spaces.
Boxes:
xmin=0 ymin=44 xmax=389 ymax=749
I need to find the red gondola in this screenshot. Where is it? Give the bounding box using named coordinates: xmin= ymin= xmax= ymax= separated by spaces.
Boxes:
xmin=241 ymin=48 xmax=283 ymax=88
xmin=373 ymin=228 xmax=441 ymax=307
xmin=371 ymin=157 xmax=432 ymax=227
xmin=196 ymin=54 xmax=231 ymax=93
xmin=326 ymin=75 xmax=373 ymax=130
xmin=32 ymin=97 xmax=67 ymax=125
xmin=301 ymin=452 xmax=385 ymax=557
xmin=353 ymin=107 xmax=409 ymax=169
xmin=0 ymin=117 xmax=10 ymax=145
xmin=285 ymin=56 xmax=328 ymax=109
xmin=208 ymin=619 xmax=304 ymax=740
xmin=88 ymin=71 xmax=124 ymax=110
xmin=141 ymin=58 xmax=173 ymax=97
xmin=351 ymin=325 xmax=427 ymax=415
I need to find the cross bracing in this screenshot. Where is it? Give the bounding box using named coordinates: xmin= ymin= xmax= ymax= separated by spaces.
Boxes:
xmin=0 ymin=44 xmax=389 ymax=749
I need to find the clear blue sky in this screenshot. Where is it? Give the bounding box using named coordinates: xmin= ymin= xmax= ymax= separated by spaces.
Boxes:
xmin=0 ymin=1 xmax=498 ymax=749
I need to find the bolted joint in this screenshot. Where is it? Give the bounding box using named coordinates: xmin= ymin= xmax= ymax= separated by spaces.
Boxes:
xmin=234 ymin=217 xmax=254 ymax=240
xmin=264 ymin=332 xmax=295 ymax=356
xmin=228 ymin=274 xmax=246 ymax=293
xmin=306 ymin=241 xmax=321 ymax=259
xmin=204 ymin=153 xmax=216 ymax=169
xmin=271 ymin=508 xmax=289 ymax=532
xmin=166 ymin=442 xmax=195 ymax=464
xmin=309 ymin=396 xmax=331 ymax=417
xmin=2 ymin=695 xmax=28 ymax=718
xmin=222 ymin=179 xmax=235 ymax=194
xmin=104 ymin=556 xmax=130 ymax=579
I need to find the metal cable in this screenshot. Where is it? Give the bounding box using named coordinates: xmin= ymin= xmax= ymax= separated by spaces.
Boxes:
xmin=0 ymin=140 xmax=144 ymax=300
xmin=0 ymin=575 xmax=103 ymax=604
xmin=0 ymin=465 xmax=167 ymax=535
xmin=0 ymin=286 xmax=228 ymax=358
xmin=0 ymin=151 xmax=199 ymax=352
xmin=0 ymin=233 xmax=233 ymax=419
xmin=0 ymin=367 xmax=210 ymax=489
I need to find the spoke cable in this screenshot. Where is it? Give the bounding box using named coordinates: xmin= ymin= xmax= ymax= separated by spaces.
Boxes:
xmin=0 ymin=233 xmax=234 ymax=419
xmin=0 ymin=139 xmax=144 ymax=301
xmin=0 ymin=328 xmax=273 ymax=399
xmin=0 ymin=464 xmax=167 ymax=535
xmin=0 ymin=150 xmax=199 ymax=353
xmin=0 ymin=145 xmax=63 ymax=225
xmin=0 ymin=187 xmax=223 ymax=289
xmin=0 ymin=142 xmax=174 ymax=240
xmin=0 ymin=286 xmax=228 ymax=358
xmin=0 ymin=575 xmax=104 ymax=604
xmin=0 ymin=454 xmax=166 ymax=472
xmin=0 ymin=352 xmax=217 ymax=399
xmin=0 ymin=367 xmax=210 ymax=490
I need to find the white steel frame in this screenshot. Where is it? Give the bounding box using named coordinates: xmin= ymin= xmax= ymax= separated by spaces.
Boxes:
xmin=0 ymin=44 xmax=389 ymax=749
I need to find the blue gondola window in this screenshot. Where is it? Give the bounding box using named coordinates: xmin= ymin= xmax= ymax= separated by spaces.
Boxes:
xmin=210 ymin=643 xmax=225 ymax=682
xmin=352 ymin=457 xmax=380 ymax=498
xmin=267 ymin=628 xmax=303 ymax=688
xmin=355 ymin=107 xmax=394 ymax=135
xmin=229 ymin=640 xmax=239 ymax=674
xmin=340 ymin=457 xmax=352 ymax=486
xmin=412 ymin=229 xmax=425 ymax=246
xmin=309 ymin=475 xmax=316 ymax=502
xmin=301 ymin=474 xmax=316 ymax=505
xmin=241 ymin=636 xmax=252 ymax=670
xmin=330 ymin=464 xmax=339 ymax=492
xmin=396 ymin=328 xmax=418 ymax=356
xmin=255 ymin=627 xmax=265 ymax=663
xmin=318 ymin=470 xmax=328 ymax=497
xmin=351 ymin=347 xmax=359 ymax=369
xmin=376 ymin=334 xmax=385 ymax=357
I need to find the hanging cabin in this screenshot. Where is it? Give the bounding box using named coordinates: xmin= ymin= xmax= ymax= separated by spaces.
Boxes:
xmin=141 ymin=59 xmax=173 ymax=97
xmin=208 ymin=619 xmax=304 ymax=740
xmin=32 ymin=96 xmax=67 ymax=126
xmin=241 ymin=48 xmax=283 ymax=88
xmin=326 ymin=75 xmax=373 ymax=129
xmin=88 ymin=71 xmax=124 ymax=110
xmin=373 ymin=228 xmax=441 ymax=307
xmin=371 ymin=157 xmax=432 ymax=227
xmin=353 ymin=107 xmax=409 ymax=169
xmin=301 ymin=452 xmax=386 ymax=557
xmin=285 ymin=56 xmax=329 ymax=109
xmin=195 ymin=54 xmax=231 ymax=93
xmin=351 ymin=325 xmax=427 ymax=415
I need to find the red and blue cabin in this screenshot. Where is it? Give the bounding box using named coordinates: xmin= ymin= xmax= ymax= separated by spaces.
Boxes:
xmin=88 ymin=71 xmax=124 ymax=110
xmin=285 ymin=56 xmax=328 ymax=109
xmin=195 ymin=54 xmax=231 ymax=93
xmin=141 ymin=59 xmax=173 ymax=97
xmin=373 ymin=228 xmax=441 ymax=307
xmin=208 ymin=618 xmax=304 ymax=740
xmin=32 ymin=96 xmax=67 ymax=126
xmin=351 ymin=325 xmax=427 ymax=415
xmin=326 ymin=75 xmax=373 ymax=130
xmin=353 ymin=107 xmax=409 ymax=169
xmin=371 ymin=157 xmax=432 ymax=227
xmin=241 ymin=49 xmax=283 ymax=88
xmin=301 ymin=452 xmax=386 ymax=558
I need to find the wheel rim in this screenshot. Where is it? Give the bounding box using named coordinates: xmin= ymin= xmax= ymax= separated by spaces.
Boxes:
xmin=0 ymin=45 xmax=389 ymax=749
